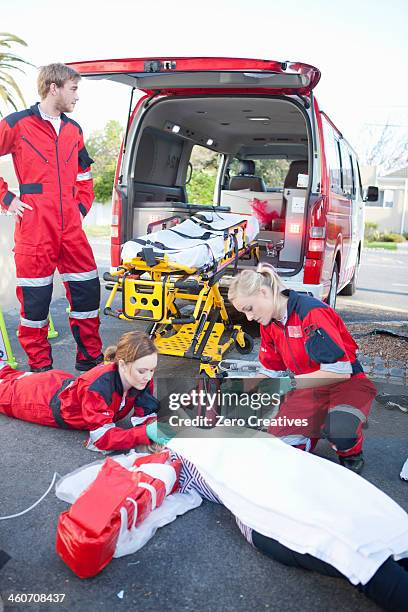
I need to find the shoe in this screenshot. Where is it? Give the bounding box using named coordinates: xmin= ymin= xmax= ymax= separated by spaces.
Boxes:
xmin=30 ymin=365 xmax=53 ymax=373
xmin=75 ymin=354 xmax=104 ymax=372
xmin=338 ymin=452 xmax=365 ymax=474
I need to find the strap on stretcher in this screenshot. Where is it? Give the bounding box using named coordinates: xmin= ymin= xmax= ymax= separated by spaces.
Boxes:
xmin=128 ymin=215 xmax=246 ymax=272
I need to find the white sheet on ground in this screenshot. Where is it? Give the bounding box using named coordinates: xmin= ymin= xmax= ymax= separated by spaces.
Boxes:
xmin=121 ymin=212 xmax=259 ymax=269
xmin=55 ymin=451 xmax=202 ymax=557
xmin=401 ymin=458 xmax=408 ymax=481
xmin=168 ymin=432 xmax=408 ymax=585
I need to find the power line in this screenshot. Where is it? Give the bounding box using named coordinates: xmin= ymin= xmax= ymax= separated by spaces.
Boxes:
xmin=363 ymin=123 xmax=408 ymax=128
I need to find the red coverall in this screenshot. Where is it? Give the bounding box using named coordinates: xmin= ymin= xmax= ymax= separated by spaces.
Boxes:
xmin=259 ymin=290 xmax=377 ymax=457
xmin=0 ymin=104 xmax=102 ymax=370
xmin=0 ymin=363 xmax=157 ymax=451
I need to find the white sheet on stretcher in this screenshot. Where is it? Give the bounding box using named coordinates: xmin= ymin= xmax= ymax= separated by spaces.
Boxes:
xmin=121 ymin=212 xmax=259 ymax=269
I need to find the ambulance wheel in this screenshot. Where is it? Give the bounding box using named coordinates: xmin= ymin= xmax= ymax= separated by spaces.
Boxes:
xmin=340 ymin=252 xmax=359 ymax=296
xmin=235 ymin=333 xmax=254 ymax=354
xmin=326 ymin=262 xmax=339 ymax=309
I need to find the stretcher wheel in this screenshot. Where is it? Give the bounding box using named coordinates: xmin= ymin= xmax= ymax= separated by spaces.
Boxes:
xmin=234 ymin=332 xmax=254 ymax=355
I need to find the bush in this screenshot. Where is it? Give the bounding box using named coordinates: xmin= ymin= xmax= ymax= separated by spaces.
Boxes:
xmin=364 ymin=221 xmax=379 ymax=242
xmin=380 ymin=232 xmax=406 ymax=243
xmin=92 ymin=165 xmax=115 ymax=203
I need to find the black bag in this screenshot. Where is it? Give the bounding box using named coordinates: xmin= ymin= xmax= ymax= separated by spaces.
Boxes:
xmin=304 ymin=325 xmax=345 ymax=364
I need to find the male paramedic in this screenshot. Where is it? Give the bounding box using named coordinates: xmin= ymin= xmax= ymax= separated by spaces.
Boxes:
xmin=0 ymin=63 xmax=103 ymax=372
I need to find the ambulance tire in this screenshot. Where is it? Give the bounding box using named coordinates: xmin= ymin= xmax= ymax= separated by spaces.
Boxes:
xmin=340 ymin=255 xmax=359 ymax=297
xmin=235 ymin=333 xmax=254 ymax=355
xmin=326 ymin=263 xmax=339 ymax=309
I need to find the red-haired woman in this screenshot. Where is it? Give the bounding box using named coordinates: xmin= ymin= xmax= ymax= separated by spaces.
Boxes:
xmin=0 ymin=331 xmax=161 ymax=452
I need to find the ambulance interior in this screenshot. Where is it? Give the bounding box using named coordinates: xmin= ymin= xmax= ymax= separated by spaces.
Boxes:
xmin=128 ymin=96 xmax=311 ymax=272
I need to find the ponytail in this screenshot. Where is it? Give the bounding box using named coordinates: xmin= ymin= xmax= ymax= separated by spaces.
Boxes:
xmin=228 ymin=263 xmax=287 ymax=320
xmin=104 ymin=345 xmax=117 ymax=362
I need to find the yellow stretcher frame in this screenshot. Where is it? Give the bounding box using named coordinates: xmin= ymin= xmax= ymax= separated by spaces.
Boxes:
xmin=104 ymin=217 xmax=256 ymax=365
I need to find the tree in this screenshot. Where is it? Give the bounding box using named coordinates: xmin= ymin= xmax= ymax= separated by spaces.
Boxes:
xmin=359 ymin=122 xmax=408 ymax=174
xmin=0 ymin=32 xmax=30 ymax=117
xmin=86 ymin=120 xmax=124 ymax=202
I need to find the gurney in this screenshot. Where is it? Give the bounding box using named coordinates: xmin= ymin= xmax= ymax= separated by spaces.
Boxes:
xmin=121 ymin=212 xmax=259 ymax=269
xmin=104 ymin=211 xmax=258 ymax=364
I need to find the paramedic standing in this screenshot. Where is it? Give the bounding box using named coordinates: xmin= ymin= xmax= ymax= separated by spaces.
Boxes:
xmin=228 ymin=263 xmax=377 ymax=474
xmin=0 ymin=63 xmax=102 ymax=372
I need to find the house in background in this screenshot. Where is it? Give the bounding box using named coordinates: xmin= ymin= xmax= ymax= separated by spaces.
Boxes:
xmin=361 ymin=165 xmax=408 ymax=234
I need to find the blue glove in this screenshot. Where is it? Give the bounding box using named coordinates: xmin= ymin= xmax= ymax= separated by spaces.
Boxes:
xmin=146 ymin=421 xmax=175 ymax=445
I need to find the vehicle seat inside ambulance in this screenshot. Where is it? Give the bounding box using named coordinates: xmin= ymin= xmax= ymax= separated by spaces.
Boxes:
xmin=272 ymin=160 xmax=308 ymax=231
xmin=228 ymin=160 xmax=267 ymax=192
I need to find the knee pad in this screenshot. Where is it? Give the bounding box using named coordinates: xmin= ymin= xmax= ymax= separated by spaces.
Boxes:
xmin=322 ymin=408 xmax=362 ymax=451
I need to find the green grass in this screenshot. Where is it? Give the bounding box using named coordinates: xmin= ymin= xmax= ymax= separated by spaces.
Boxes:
xmin=84 ymin=224 xmax=111 ymax=237
xmin=364 ymin=241 xmax=397 ymax=250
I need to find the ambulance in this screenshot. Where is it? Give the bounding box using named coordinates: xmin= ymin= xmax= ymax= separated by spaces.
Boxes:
xmin=69 ymin=57 xmax=378 ymax=307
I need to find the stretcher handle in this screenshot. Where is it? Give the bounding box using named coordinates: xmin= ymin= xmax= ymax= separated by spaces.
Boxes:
xmin=103 ymin=272 xmax=121 ymax=283
xmin=170 ymin=316 xmax=196 ymax=324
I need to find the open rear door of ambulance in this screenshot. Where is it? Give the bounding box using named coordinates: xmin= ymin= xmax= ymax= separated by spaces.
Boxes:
xmin=67 ymin=56 xmax=320 ymax=95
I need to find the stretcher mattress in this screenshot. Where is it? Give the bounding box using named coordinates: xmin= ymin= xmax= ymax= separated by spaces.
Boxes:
xmin=121 ymin=212 xmax=259 ymax=269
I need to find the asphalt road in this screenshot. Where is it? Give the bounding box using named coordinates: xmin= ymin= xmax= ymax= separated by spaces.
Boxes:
xmin=0 ymin=242 xmax=407 ymax=612
xmin=336 ymin=246 xmax=408 ymax=322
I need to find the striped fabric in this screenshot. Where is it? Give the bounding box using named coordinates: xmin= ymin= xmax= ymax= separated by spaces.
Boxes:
xmin=170 ymin=451 xmax=253 ymax=545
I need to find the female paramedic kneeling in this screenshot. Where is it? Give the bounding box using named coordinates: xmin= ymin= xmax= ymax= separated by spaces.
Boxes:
xmin=0 ymin=331 xmax=162 ymax=452
xmin=228 ymin=264 xmax=377 ymax=474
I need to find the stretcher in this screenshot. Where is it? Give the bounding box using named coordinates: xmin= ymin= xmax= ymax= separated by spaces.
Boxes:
xmin=104 ymin=211 xmax=258 ymax=364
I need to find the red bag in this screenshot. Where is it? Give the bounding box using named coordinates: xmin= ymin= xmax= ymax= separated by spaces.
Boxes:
xmin=250 ymin=198 xmax=280 ymax=227
xmin=56 ymin=453 xmax=181 ymax=578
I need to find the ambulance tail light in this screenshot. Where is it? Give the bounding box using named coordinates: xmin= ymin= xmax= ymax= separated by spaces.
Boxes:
xmin=304 ymin=197 xmax=326 ymax=285
xmin=111 ymin=189 xmax=123 ymax=267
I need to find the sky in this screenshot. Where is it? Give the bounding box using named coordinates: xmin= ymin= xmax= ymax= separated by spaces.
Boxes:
xmin=2 ymin=0 xmax=408 ymax=162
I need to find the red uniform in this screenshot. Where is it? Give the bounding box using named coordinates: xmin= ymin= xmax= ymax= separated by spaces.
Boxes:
xmin=0 ymin=104 xmax=102 ymax=370
xmin=259 ymin=290 xmax=376 ymax=456
xmin=0 ymin=363 xmax=157 ymax=451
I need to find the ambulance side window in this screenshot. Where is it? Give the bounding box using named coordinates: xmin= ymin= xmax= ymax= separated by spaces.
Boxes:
xmin=349 ymin=152 xmax=357 ymax=199
xmin=339 ymin=140 xmax=353 ymax=198
xmin=322 ymin=120 xmax=342 ymax=194
xmin=187 ymin=145 xmax=219 ymax=204
xmin=353 ymin=157 xmax=364 ymax=200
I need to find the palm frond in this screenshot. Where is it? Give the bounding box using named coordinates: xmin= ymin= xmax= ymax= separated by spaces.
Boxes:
xmin=0 ymin=32 xmax=29 ymax=115
xmin=0 ymin=33 xmax=28 ymax=47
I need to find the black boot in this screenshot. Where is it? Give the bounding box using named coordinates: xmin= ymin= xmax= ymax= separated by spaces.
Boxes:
xmin=338 ymin=452 xmax=365 ymax=474
xmin=75 ymin=354 xmax=104 ymax=372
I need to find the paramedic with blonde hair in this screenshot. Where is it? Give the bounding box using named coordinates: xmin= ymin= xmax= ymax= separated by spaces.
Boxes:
xmin=0 ymin=63 xmax=102 ymax=372
xmin=228 ymin=264 xmax=376 ymax=473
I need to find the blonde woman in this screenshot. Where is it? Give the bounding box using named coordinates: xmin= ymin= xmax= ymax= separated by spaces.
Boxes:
xmin=228 ymin=264 xmax=376 ymax=473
